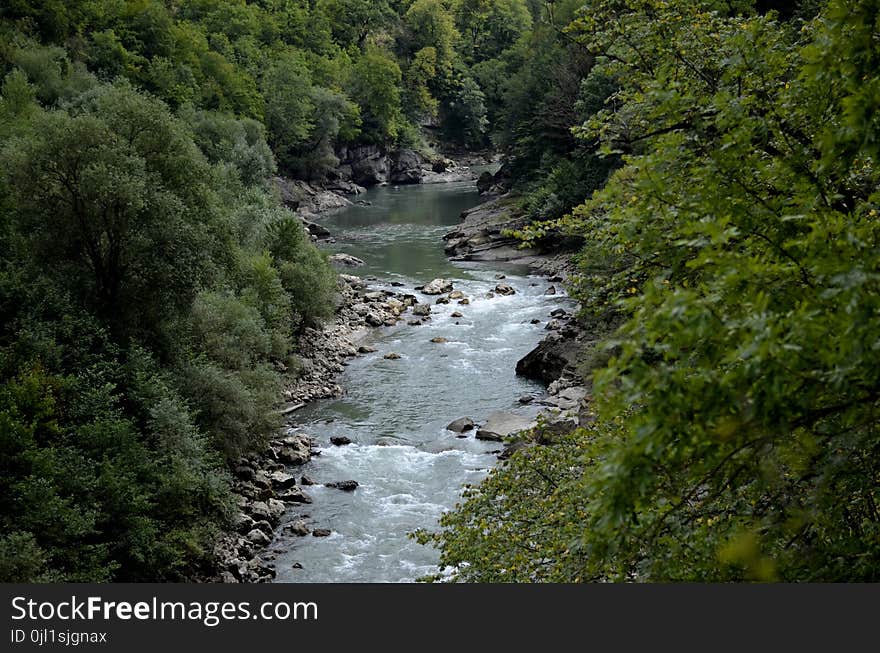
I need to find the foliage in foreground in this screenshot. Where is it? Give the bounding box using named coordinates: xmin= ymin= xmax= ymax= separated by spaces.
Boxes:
xmin=419 ymin=0 xmax=880 ymax=582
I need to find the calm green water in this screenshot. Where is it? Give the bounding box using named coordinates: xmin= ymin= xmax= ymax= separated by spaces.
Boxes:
xmin=272 ymin=179 xmax=570 ymax=582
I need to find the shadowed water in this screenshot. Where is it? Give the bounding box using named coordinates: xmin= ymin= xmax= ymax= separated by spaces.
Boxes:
xmin=272 ymin=179 xmax=570 ymax=582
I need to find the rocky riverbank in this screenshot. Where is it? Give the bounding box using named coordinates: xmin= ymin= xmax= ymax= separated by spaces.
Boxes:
xmin=442 ymin=178 xmax=598 ymax=459
xmin=207 ymin=275 xmax=425 ymax=582
xmin=208 ymin=151 xmax=589 ymax=583
xmin=273 ymin=147 xmax=489 ymax=239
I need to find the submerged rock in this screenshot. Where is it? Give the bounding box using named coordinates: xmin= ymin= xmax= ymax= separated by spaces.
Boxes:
xmin=312 ymin=529 xmax=332 ymax=537
xmin=430 ymin=337 xmax=448 ymax=344
xmin=330 ymin=436 xmax=352 ymax=446
xmin=384 ymin=352 xmax=402 ymax=360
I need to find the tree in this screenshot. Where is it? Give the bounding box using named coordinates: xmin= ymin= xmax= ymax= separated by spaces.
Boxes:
xmin=347 ymin=48 xmax=404 ymax=143
xmin=453 ymin=0 xmax=532 ymax=64
xmin=425 ymin=0 xmax=880 ymax=582
xmin=1 ymin=82 xmax=225 ymax=345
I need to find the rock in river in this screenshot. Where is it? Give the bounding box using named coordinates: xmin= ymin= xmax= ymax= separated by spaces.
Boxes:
xmin=329 ymin=253 xmax=365 ymax=267
xmin=325 ymin=480 xmax=359 ymax=492
xmin=312 ymin=529 xmax=332 ymax=538
xmin=330 ymin=436 xmax=352 ymax=446
xmin=421 ymin=278 xmax=454 ymax=295
xmin=475 ymin=411 xmax=537 ymax=441
xmin=285 ymin=520 xmax=310 ymax=537
xmin=446 ymin=417 xmax=475 ymax=433
xmin=494 ymin=283 xmax=516 ymax=296
xmin=384 ymin=352 xmax=402 ymax=360
xmin=412 ymin=303 xmax=432 ymax=317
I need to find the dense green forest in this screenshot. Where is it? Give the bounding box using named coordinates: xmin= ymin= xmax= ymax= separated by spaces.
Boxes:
xmin=419 ymin=0 xmax=880 ymax=582
xmin=2 ymin=0 xmax=878 ymax=583
xmin=0 ymin=0 xmax=542 ymax=581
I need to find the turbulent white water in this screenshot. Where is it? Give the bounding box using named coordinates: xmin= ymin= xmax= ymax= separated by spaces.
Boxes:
xmin=272 ymin=179 xmax=570 ymax=582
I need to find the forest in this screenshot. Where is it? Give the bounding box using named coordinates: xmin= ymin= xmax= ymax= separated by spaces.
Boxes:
xmin=1 ymin=0 xmax=878 ymax=583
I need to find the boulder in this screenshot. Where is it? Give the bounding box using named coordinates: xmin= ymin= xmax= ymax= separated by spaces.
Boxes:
xmin=350 ymin=150 xmax=390 ymax=186
xmin=330 ymin=436 xmax=352 ymax=446
xmin=430 ymin=337 xmax=448 ymax=343
xmin=267 ymin=498 xmax=286 ymax=521
xmin=300 ymin=475 xmax=316 ymax=486
xmin=451 ymin=311 xmax=463 ymax=318
xmin=246 ymin=501 xmax=272 ymax=522
xmin=246 ymin=529 xmax=271 ymax=547
xmin=495 ymin=283 xmax=516 ymax=296
xmin=446 ymin=417 xmax=475 ymax=433
xmin=329 ymin=253 xmax=365 ymax=267
xmin=268 ymin=471 xmax=298 ymax=491
xmin=412 ymin=303 xmax=432 ymax=317
xmin=325 ymin=480 xmax=359 ymax=492
xmin=390 ymin=149 xmax=423 ymax=184
xmin=358 ymin=345 xmax=377 ymax=353
xmin=435 ymin=296 xmax=450 ymax=305
xmin=384 ymin=352 xmax=402 ymax=360
xmin=233 ymin=512 xmax=256 ymax=535
xmin=301 ymin=219 xmax=332 ymax=240
xmin=545 ymin=285 xmax=557 ymax=295
xmin=312 ymin=529 xmax=332 ymax=537
xmin=458 ymin=298 xmax=470 ymax=305
xmin=448 ymin=290 xmax=465 ymax=300
xmin=477 ymin=170 xmax=494 ymax=194
xmin=277 ymin=487 xmax=313 ymax=504
xmin=285 ymin=520 xmax=310 ymax=537
xmin=475 ymin=411 xmax=537 ymax=441
xmin=272 ymin=433 xmax=312 ymax=466
xmin=515 ymin=334 xmax=580 ymax=385
xmin=422 ymin=278 xmax=454 ymax=295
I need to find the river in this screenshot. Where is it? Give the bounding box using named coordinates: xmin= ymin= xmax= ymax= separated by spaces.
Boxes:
xmin=272 ymin=177 xmax=570 ymax=582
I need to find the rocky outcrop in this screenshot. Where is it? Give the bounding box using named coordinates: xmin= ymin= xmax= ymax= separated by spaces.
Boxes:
xmin=515 ymin=328 xmax=581 ymax=385
xmin=476 ymin=411 xmax=537 ymax=441
xmin=274 ymin=176 xmax=359 ymax=222
xmin=351 ymin=149 xmax=390 ymax=186
xmin=390 ymin=149 xmax=423 ymax=184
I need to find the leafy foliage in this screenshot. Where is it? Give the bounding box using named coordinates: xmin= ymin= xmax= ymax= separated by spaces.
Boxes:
xmin=423 ymin=0 xmax=880 ymax=582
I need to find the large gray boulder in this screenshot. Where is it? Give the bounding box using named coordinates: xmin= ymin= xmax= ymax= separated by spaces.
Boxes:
xmin=515 ymin=333 xmax=580 ymax=385
xmin=446 ymin=417 xmax=475 ymax=433
xmin=349 ymin=146 xmax=390 ymax=186
xmin=475 ymin=411 xmax=536 ymax=441
xmin=421 ymin=278 xmax=454 ymax=295
xmin=390 ymin=149 xmax=423 ymax=184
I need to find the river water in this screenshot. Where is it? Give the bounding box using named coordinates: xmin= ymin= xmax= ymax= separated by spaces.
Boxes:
xmin=272 ymin=178 xmax=569 ymax=582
